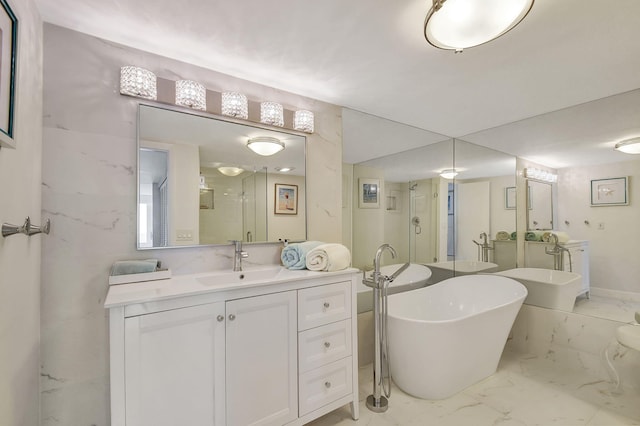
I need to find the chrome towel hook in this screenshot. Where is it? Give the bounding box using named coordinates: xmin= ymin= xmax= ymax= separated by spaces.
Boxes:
xmin=2 ymin=216 xmax=51 ymax=237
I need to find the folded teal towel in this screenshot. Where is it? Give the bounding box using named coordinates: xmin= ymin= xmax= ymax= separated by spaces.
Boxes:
xmin=281 ymin=241 xmax=323 ymax=270
xmin=110 ymin=259 xmax=159 ymax=276
xmin=525 ymin=231 xmax=544 ymax=241
xmin=510 ymin=232 xmax=517 ymax=240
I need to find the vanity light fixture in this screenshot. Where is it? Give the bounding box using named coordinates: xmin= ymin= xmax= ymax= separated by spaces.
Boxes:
xmin=439 ymin=169 xmax=458 ymax=179
xmin=175 ymin=80 xmax=207 ymax=111
xmin=524 ymin=167 xmax=557 ymax=183
xmin=294 ymin=110 xmax=314 ymax=133
xmin=614 ymin=137 xmax=640 ymax=154
xmin=120 ymin=66 xmax=157 ymax=100
xmin=221 ymin=92 xmax=249 ymax=119
xmin=424 ymin=0 xmax=535 ymax=51
xmin=217 ymin=166 xmax=245 ymax=177
xmin=247 ymin=137 xmax=285 ymax=156
xmin=260 ymin=102 xmax=284 ymax=127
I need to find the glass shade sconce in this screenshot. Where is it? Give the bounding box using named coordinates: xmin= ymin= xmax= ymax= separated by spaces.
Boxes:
xmin=120 ymin=66 xmax=157 ymax=100
xmin=524 ymin=168 xmax=557 ymax=183
xmin=260 ymin=102 xmax=284 ymax=127
xmin=175 ymin=80 xmax=206 ymax=111
xmin=294 ymin=110 xmax=314 ymax=133
xmin=221 ymin=92 xmax=249 ymax=119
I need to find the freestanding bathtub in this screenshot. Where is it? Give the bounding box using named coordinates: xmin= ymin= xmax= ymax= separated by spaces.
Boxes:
xmin=387 ymin=274 xmax=527 ymax=399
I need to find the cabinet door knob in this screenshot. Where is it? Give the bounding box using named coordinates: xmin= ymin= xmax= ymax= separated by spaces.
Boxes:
xmin=228 ymin=314 xmax=236 ymax=321
xmin=323 ymin=302 xmax=330 ymax=309
xmin=324 ymin=381 xmax=331 ymax=388
xmin=217 ymin=315 xmax=224 ymax=322
xmin=324 ymin=341 xmax=331 ymax=348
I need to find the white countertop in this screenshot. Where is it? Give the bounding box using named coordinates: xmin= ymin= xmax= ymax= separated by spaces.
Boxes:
xmin=104 ymin=266 xmax=359 ymax=308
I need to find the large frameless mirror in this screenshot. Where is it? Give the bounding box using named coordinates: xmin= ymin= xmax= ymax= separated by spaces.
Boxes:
xmin=137 ymin=104 xmax=306 ymax=249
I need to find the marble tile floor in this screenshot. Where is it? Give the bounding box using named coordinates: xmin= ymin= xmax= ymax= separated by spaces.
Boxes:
xmin=574 ymin=295 xmax=640 ymax=324
xmin=309 ymin=348 xmax=640 ymax=426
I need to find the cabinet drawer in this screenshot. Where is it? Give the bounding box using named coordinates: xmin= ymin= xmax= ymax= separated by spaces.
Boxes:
xmin=298 ymin=357 xmax=353 ymax=416
xmin=298 ymin=282 xmax=351 ymax=330
xmin=299 ymin=319 xmax=351 ymax=373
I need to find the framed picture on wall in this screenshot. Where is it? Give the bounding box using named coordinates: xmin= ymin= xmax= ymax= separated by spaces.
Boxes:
xmin=0 ymin=0 xmax=17 ymax=148
xmin=505 ymin=187 xmax=516 ymax=209
xmin=358 ymin=178 xmax=380 ymax=209
xmin=199 ymin=189 xmax=214 ymax=209
xmin=275 ymin=183 xmax=298 ymax=215
xmin=591 ymin=177 xmax=628 ymax=206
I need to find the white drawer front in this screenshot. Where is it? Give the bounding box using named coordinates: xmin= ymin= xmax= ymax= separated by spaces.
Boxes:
xmin=299 ymin=357 xmax=353 ymax=416
xmin=298 ymin=282 xmax=351 ymax=330
xmin=299 ymin=319 xmax=351 ymax=373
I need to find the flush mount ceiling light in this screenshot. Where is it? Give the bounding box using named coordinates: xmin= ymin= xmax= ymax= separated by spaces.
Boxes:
xmin=175 ymin=80 xmax=206 ymax=110
xmin=260 ymin=102 xmax=284 ymax=127
xmin=424 ymin=0 xmax=534 ymax=51
xmin=217 ymin=166 xmax=245 ymax=177
xmin=439 ymin=169 xmax=458 ymax=179
xmin=247 ymin=137 xmax=284 ymax=156
xmin=221 ymin=91 xmax=248 ymax=119
xmin=294 ymin=110 xmax=314 ymax=133
xmin=614 ymin=137 xmax=640 ymax=154
xmin=120 ymin=66 xmax=157 ymax=100
xmin=275 ymin=167 xmax=295 ymax=173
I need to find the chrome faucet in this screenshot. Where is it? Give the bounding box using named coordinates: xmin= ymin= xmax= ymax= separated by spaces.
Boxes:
xmin=544 ymin=233 xmax=572 ymax=271
xmin=230 ymin=240 xmax=248 ymax=271
xmin=472 ymin=232 xmax=493 ymax=262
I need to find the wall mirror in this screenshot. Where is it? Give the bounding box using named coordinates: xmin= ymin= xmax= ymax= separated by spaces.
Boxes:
xmin=137 ymin=104 xmax=306 ymax=249
xmin=527 ymin=180 xmax=553 ymax=230
xmin=349 ymin=138 xmax=516 ymax=277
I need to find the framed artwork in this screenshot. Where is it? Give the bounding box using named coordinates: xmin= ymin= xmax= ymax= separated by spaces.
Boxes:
xmin=505 ymin=187 xmax=516 ymax=209
xmin=199 ymin=189 xmax=214 ymax=209
xmin=591 ymin=177 xmax=628 ymax=206
xmin=0 ymin=0 xmax=17 ymax=148
xmin=275 ymin=183 xmax=298 ymax=214
xmin=358 ymin=178 xmax=380 ymax=209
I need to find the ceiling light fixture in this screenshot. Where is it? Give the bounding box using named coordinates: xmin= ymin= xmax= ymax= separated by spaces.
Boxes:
xmin=217 ymin=166 xmax=245 ymax=177
xmin=275 ymin=167 xmax=295 ymax=173
xmin=614 ymin=137 xmax=640 ymax=154
xmin=221 ymin=91 xmax=248 ymax=119
xmin=175 ymin=80 xmax=206 ymax=110
xmin=260 ymin=102 xmax=284 ymax=127
xmin=439 ymin=169 xmax=458 ymax=179
xmin=424 ymin=0 xmax=535 ymax=51
xmin=247 ymin=137 xmax=284 ymax=156
xmin=120 ymin=66 xmax=157 ymax=100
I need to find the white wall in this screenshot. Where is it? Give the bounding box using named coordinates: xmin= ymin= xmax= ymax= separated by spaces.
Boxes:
xmin=0 ymin=1 xmax=43 ymax=425
xmin=351 ymin=165 xmax=385 ymax=269
xmin=41 ymin=24 xmax=343 ymax=425
xmin=557 ymin=159 xmax=640 ymax=293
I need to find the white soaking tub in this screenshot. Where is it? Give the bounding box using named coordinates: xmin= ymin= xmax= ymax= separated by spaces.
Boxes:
xmin=387 ymin=274 xmax=527 ymax=399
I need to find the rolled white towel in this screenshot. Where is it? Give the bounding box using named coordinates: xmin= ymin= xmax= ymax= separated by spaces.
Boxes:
xmin=305 ymin=243 xmax=351 ymax=272
xmin=281 ymin=241 xmax=323 ymax=269
xmin=542 ymin=231 xmax=570 ymax=243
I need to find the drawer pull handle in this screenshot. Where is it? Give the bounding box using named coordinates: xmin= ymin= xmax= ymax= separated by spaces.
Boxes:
xmin=217 ymin=315 xmax=224 ymax=322
xmin=228 ymin=314 xmax=236 ymax=321
xmin=324 ymin=341 xmax=331 ymax=348
xmin=323 ymin=302 xmax=330 ymax=309
xmin=325 ymin=381 xmax=331 ymax=388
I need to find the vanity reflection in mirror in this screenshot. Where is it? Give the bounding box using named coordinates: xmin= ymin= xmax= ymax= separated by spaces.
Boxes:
xmin=137 ymin=104 xmax=306 ymax=249
xmin=527 ymin=180 xmax=553 ymax=230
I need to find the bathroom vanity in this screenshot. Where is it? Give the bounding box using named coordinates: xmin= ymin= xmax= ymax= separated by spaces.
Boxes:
xmin=104 ymin=267 xmax=359 ymax=426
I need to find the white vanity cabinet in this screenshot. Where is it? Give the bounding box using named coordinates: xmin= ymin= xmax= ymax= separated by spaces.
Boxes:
xmin=106 ymin=269 xmax=359 ymax=426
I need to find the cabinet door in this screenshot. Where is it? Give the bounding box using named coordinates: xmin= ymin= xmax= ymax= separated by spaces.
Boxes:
xmin=125 ymin=302 xmax=226 ymax=426
xmin=226 ymin=291 xmax=297 ymax=426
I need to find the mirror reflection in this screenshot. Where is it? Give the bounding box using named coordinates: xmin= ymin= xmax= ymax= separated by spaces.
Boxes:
xmin=137 ymin=105 xmax=306 ymax=249
xmin=527 ymin=180 xmax=553 ymax=230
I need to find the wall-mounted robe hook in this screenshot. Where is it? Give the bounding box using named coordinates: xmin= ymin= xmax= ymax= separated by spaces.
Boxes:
xmin=564 ymin=220 xmax=570 ymax=225
xmin=584 ymin=220 xmax=590 ymax=225
xmin=2 ymin=217 xmax=51 ymax=237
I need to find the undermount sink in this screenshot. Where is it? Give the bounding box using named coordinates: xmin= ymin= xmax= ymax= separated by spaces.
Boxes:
xmin=197 ymin=266 xmax=283 ymax=287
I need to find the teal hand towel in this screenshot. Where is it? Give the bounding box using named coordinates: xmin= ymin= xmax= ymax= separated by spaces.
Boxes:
xmin=110 ymin=259 xmax=159 ymax=276
xmin=281 ymin=241 xmax=323 ymax=269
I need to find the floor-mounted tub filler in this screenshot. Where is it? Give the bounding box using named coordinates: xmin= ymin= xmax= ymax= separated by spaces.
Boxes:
xmin=387 ymin=274 xmax=527 ymax=400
